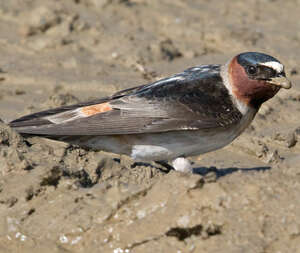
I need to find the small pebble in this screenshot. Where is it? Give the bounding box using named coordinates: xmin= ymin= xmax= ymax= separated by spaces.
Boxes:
xmin=286 ymin=132 xmax=297 ymax=148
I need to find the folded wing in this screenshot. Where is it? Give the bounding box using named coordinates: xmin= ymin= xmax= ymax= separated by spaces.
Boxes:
xmin=10 ymin=65 xmax=243 ymax=136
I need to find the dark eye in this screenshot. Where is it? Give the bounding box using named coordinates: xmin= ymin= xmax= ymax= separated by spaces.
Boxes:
xmin=247 ymin=65 xmax=257 ymax=75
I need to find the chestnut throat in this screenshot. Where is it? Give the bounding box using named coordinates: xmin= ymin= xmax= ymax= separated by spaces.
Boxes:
xmin=229 ymin=57 xmax=280 ymax=110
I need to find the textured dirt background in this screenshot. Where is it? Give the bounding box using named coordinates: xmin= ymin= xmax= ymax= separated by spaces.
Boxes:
xmin=0 ymin=0 xmax=300 ymax=252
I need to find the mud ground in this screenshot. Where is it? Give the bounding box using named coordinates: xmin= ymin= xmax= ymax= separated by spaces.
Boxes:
xmin=0 ymin=0 xmax=300 ymax=252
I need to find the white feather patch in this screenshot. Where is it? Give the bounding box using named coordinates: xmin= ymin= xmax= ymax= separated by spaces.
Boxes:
xmin=131 ymin=144 xmax=172 ymax=161
xmin=46 ymin=108 xmax=85 ymax=124
xmin=172 ymin=157 xmax=192 ymax=173
xmin=260 ymin=61 xmax=283 ymax=73
xmin=151 ymin=75 xmax=185 ymax=87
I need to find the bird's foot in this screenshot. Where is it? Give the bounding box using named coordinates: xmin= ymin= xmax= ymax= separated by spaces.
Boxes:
xmin=156 ymin=157 xmax=193 ymax=173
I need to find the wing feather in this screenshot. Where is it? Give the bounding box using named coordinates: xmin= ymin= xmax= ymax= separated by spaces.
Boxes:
xmin=10 ymin=65 xmax=243 ymax=137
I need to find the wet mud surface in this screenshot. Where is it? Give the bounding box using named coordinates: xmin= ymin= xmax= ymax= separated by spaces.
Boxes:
xmin=0 ymin=1 xmax=300 ymax=252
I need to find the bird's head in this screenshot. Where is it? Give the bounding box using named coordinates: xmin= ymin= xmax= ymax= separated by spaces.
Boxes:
xmin=228 ymin=52 xmax=291 ymax=109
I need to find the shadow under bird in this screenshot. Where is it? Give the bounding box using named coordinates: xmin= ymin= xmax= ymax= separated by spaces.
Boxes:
xmin=9 ymin=52 xmax=292 ymax=172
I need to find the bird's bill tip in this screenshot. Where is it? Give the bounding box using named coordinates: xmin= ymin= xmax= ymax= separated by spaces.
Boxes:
xmin=267 ymin=76 xmax=292 ymax=89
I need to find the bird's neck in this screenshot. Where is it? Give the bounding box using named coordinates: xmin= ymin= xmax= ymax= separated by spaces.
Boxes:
xmin=221 ymin=59 xmax=253 ymax=115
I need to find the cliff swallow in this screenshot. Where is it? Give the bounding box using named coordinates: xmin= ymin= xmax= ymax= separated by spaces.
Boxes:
xmin=10 ymin=52 xmax=291 ymax=172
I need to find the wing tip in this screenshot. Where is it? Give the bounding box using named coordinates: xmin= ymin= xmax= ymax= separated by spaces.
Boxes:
xmin=9 ymin=116 xmax=53 ymax=129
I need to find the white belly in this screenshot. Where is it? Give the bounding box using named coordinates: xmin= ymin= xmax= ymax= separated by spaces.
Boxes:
xmin=130 ymin=126 xmax=244 ymax=161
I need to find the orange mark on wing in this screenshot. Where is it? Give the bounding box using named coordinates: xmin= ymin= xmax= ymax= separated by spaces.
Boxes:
xmin=81 ymin=102 xmax=112 ymax=116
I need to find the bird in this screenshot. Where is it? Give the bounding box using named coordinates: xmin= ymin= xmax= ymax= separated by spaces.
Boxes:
xmin=9 ymin=52 xmax=291 ymax=172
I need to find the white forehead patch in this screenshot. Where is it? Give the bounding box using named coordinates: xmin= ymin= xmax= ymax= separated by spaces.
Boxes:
xmin=260 ymin=61 xmax=283 ymax=73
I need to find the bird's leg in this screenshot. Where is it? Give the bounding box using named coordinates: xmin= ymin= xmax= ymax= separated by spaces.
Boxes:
xmin=171 ymin=157 xmax=193 ymax=173
xmin=155 ymin=160 xmax=174 ymax=173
